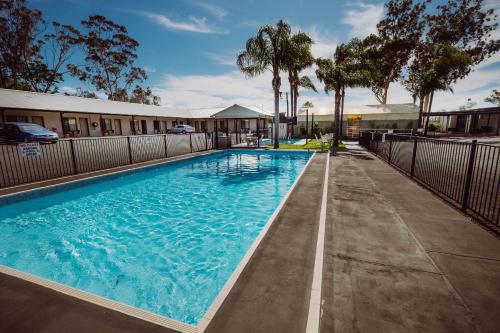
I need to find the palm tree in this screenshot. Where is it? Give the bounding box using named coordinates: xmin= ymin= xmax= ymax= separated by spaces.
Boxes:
xmin=237 ymin=20 xmax=291 ymax=149
xmin=284 ymin=32 xmax=317 ymax=119
xmin=316 ymin=38 xmax=370 ymax=150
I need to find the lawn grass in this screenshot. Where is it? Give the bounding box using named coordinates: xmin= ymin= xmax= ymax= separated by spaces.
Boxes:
xmin=264 ymin=139 xmax=346 ymax=150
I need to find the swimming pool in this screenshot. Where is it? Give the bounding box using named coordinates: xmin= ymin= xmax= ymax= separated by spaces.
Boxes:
xmin=0 ymin=150 xmax=312 ymax=327
xmin=260 ymin=138 xmax=304 ymax=145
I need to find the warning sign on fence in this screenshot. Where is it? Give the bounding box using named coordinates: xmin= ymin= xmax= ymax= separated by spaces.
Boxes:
xmin=18 ymin=142 xmax=42 ymax=157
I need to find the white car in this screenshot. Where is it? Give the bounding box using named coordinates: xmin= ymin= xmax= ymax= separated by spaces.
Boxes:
xmin=169 ymin=124 xmax=195 ymax=134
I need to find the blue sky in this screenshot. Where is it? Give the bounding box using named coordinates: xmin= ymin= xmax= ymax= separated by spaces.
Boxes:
xmin=32 ymin=0 xmax=499 ymax=111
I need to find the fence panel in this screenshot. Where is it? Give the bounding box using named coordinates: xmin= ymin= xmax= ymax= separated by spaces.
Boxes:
xmin=166 ymin=134 xmax=191 ymax=157
xmin=130 ymin=135 xmax=165 ymax=163
xmin=388 ymin=135 xmax=414 ymax=175
xmin=359 ymin=131 xmax=499 ymax=228
xmin=0 ymin=141 xmax=74 ymax=187
xmin=191 ymin=133 xmax=207 ymax=152
xmin=468 ymin=144 xmax=500 ymax=225
xmin=74 ymin=137 xmax=130 ymax=173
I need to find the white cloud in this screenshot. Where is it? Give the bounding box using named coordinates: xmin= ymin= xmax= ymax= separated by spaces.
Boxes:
xmin=153 ymin=70 xmax=291 ymax=111
xmin=303 ymin=25 xmax=337 ymax=59
xmin=142 ymin=12 xmax=222 ymax=34
xmin=195 ymin=2 xmax=227 ymax=20
xmin=341 ymin=2 xmax=384 ymax=38
xmin=205 ymin=52 xmax=236 ymax=66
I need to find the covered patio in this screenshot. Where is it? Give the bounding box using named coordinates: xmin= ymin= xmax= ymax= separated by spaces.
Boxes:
xmin=210 ymin=104 xmax=274 ymax=147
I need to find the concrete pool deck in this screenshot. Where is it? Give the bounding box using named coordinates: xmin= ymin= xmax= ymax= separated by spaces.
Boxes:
xmin=321 ymin=142 xmax=500 ymax=333
xmin=1 ymin=145 xmax=500 ymax=332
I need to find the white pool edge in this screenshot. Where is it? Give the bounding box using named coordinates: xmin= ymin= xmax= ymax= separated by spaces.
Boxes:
xmin=305 ymin=152 xmax=329 ymax=332
xmin=0 ymin=150 xmax=317 ymax=333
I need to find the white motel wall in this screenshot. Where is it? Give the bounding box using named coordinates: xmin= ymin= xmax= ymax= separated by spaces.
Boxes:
xmin=0 ymin=89 xmax=274 ymax=138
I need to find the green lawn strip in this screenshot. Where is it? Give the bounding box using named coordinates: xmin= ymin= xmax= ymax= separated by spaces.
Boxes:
xmin=264 ymin=139 xmax=346 ymax=150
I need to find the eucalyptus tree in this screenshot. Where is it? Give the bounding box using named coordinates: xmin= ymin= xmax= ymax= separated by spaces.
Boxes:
xmin=0 ymin=0 xmax=80 ymax=92
xmin=485 ymin=89 xmax=500 ymax=106
xmin=316 ymin=38 xmax=370 ymax=150
xmin=237 ymin=20 xmax=291 ymax=148
xmin=285 ymin=31 xmax=316 ymax=119
xmin=405 ymin=0 xmax=499 ymax=135
xmin=68 ymin=15 xmax=148 ymax=102
xmin=404 ymin=43 xmax=471 ymax=134
xmin=363 ymin=0 xmax=428 ymax=104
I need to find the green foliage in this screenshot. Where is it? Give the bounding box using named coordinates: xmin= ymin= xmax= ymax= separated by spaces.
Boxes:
xmin=68 ymin=15 xmax=148 ymax=101
xmin=485 ymin=89 xmax=500 ymax=106
xmin=363 ymin=0 xmax=428 ymax=104
xmin=316 ymin=38 xmax=370 ymax=147
xmin=237 ymin=20 xmax=294 ymax=148
xmin=0 ymin=0 xmax=80 ymax=93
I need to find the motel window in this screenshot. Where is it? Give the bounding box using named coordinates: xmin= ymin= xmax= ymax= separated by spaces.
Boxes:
xmin=141 ymin=120 xmax=147 ymax=134
xmin=200 ymin=121 xmax=207 ymax=132
xmin=219 ymin=120 xmax=225 ymax=129
xmin=62 ymin=117 xmax=77 ymax=133
xmin=172 ymin=121 xmax=177 ymax=127
xmin=31 ymin=116 xmax=44 ymax=127
xmin=6 ymin=115 xmax=28 ymax=122
xmin=101 ymin=118 xmax=112 ymax=131
xmin=161 ymin=121 xmax=167 ymax=133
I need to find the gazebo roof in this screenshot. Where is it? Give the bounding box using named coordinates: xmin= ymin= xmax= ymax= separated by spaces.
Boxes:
xmin=211 ymin=104 xmax=274 ymax=119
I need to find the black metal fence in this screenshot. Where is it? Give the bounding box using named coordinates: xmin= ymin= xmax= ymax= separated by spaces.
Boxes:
xmin=0 ymin=133 xmax=215 ymax=188
xmin=360 ymin=132 xmax=500 ymax=228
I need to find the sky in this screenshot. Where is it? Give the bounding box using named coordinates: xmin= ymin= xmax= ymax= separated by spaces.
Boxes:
xmin=31 ymin=0 xmax=500 ymax=112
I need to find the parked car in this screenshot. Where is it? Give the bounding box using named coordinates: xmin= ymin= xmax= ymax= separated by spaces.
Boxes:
xmin=169 ymin=124 xmax=195 ymax=134
xmin=0 ymin=122 xmax=59 ymax=144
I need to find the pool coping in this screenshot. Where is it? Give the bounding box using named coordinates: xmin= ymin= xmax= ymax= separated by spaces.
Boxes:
xmin=0 ymin=149 xmax=316 ymax=333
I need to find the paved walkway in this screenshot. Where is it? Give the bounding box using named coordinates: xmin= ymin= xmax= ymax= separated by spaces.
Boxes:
xmin=321 ymin=143 xmax=500 ymax=333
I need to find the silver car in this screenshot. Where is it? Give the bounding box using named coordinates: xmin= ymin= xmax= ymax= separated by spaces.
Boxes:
xmin=169 ymin=124 xmax=195 ymax=134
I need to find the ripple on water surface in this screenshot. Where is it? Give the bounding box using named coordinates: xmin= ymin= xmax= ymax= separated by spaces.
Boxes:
xmin=0 ymin=151 xmax=311 ymax=325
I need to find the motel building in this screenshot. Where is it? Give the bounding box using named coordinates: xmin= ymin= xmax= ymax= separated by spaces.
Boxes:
xmin=297 ymin=103 xmax=420 ymax=138
xmin=0 ymin=89 xmax=273 ymax=138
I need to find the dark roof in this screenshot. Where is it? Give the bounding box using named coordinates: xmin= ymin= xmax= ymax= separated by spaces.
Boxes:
xmin=429 ymin=107 xmax=500 ymax=116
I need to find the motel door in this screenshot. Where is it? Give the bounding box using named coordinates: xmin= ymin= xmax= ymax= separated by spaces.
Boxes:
xmin=79 ymin=118 xmax=89 ymax=137
xmin=114 ymin=119 xmax=122 ymax=135
xmin=346 ymin=115 xmax=361 ymax=138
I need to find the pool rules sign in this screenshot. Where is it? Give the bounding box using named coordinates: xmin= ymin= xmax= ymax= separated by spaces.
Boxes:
xmin=18 ymin=142 xmax=42 ymax=157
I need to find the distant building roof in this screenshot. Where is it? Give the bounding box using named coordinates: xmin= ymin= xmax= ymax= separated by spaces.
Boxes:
xmin=298 ymin=103 xmax=419 ymax=116
xmin=211 ymin=104 xmax=274 ymax=119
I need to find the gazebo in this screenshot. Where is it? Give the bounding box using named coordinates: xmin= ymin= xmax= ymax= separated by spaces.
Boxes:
xmin=211 ymin=104 xmax=274 ymax=138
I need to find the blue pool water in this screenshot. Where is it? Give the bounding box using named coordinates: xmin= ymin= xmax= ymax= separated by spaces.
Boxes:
xmin=260 ymin=138 xmax=303 ymax=145
xmin=0 ymin=150 xmax=311 ymax=325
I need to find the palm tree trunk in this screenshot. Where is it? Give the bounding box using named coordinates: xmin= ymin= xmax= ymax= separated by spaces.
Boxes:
xmin=340 ymin=87 xmax=345 ymax=139
xmin=417 ymin=94 xmax=424 ymax=131
xmin=424 ymin=90 xmax=434 ymax=136
xmin=332 ymin=89 xmax=341 ymax=152
xmin=273 ymin=75 xmax=281 ymax=149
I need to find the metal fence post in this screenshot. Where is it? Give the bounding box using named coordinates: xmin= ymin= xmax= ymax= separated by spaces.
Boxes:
xmin=388 ymin=135 xmax=393 ymax=165
xmin=69 ymin=139 xmax=78 ymax=174
xmin=127 ymin=136 xmax=133 ymax=164
xmin=164 ymin=134 xmax=168 ymax=158
xmin=410 ymin=137 xmax=418 ymax=178
xmin=462 ymin=140 xmax=477 ymax=211
xmin=205 ymin=131 xmax=208 ymax=151
xmin=189 ymin=133 xmax=193 ymax=153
